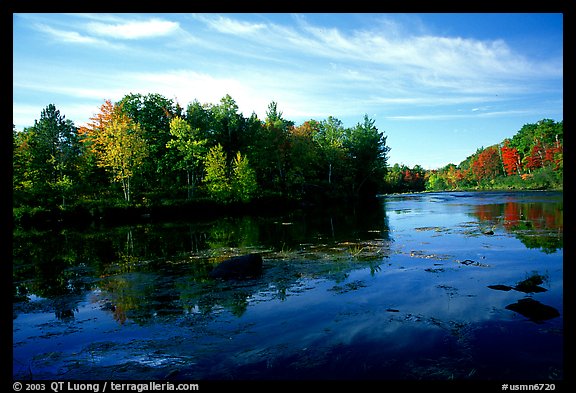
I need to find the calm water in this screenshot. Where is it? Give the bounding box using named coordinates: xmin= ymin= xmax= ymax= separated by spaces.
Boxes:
xmin=13 ymin=191 xmax=563 ymax=381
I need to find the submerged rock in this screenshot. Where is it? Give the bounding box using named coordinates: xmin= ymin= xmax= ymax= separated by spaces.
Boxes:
xmin=505 ymin=298 xmax=560 ymax=323
xmin=487 ymin=284 xmax=514 ymax=291
xmin=488 ymin=273 xmax=548 ymax=293
xmin=209 ymin=253 xmax=263 ymax=280
xmin=514 ymin=275 xmax=548 ymax=293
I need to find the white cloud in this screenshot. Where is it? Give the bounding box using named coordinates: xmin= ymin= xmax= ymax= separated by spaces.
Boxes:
xmin=194 ymin=14 xmax=266 ymax=35
xmin=34 ymin=23 xmax=104 ymax=45
xmin=384 ymin=109 xmax=532 ymax=121
xmin=14 ymin=13 xmax=563 ymax=149
xmin=86 ymin=18 xmax=180 ymax=40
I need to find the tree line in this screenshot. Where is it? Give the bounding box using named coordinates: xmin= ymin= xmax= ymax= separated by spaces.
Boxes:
xmin=13 ymin=93 xmax=391 ymax=221
xmin=12 ymin=91 xmax=563 ymax=225
xmin=424 ymin=118 xmax=563 ymax=192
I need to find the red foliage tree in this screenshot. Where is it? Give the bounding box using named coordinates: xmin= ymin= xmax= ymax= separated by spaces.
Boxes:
xmin=525 ymin=141 xmax=545 ymax=171
xmin=501 ymin=141 xmax=521 ymax=176
xmin=471 ymin=146 xmax=502 ymax=180
xmin=544 ymin=141 xmax=563 ymax=170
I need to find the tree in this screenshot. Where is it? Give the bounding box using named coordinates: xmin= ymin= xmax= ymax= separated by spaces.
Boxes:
xmin=117 ymin=93 xmax=180 ymax=191
xmin=209 ymin=95 xmax=247 ymax=157
xmin=525 ymin=141 xmax=545 ymax=171
xmin=13 ymin=126 xmax=36 ymax=206
xmin=231 ymin=152 xmax=258 ymax=203
xmin=286 ymin=121 xmax=321 ymax=197
xmin=265 ymin=101 xmax=294 ymax=131
xmin=246 ymin=104 xmax=293 ymax=195
xmin=17 ymin=104 xmax=80 ymax=206
xmin=471 ymin=146 xmax=502 ymax=182
xmin=166 ymin=116 xmax=207 ymax=199
xmin=544 ymin=141 xmax=563 ymax=171
xmin=314 ymin=116 xmax=347 ymax=186
xmin=204 ymin=144 xmax=231 ymax=203
xmin=501 ymin=140 xmax=522 ymax=176
xmin=79 ymin=101 xmax=149 ymax=202
xmin=345 ymin=114 xmax=390 ymax=198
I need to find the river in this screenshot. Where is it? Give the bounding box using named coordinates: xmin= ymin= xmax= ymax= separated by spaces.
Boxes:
xmin=12 ymin=191 xmax=563 ymax=381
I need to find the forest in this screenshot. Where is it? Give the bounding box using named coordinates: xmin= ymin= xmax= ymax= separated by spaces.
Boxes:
xmin=12 ymin=92 xmax=562 ymax=226
xmin=386 ymin=118 xmax=563 ymax=193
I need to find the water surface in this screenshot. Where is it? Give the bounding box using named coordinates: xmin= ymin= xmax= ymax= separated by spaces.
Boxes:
xmin=13 ymin=191 xmax=563 ymax=380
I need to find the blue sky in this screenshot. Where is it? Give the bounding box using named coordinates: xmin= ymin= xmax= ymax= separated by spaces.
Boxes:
xmin=12 ymin=13 xmax=563 ymax=169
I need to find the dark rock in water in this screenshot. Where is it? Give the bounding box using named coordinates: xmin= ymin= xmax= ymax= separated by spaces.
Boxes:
xmin=488 ymin=284 xmax=514 ymax=291
xmin=513 ymin=285 xmax=547 ymax=293
xmin=514 ymin=275 xmax=548 ymax=293
xmin=209 ymin=254 xmax=263 ymax=280
xmin=505 ymin=298 xmax=560 ymax=323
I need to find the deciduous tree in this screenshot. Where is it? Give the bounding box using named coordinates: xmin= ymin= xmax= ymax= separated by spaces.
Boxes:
xmin=204 ymin=144 xmax=231 ymax=203
xmin=501 ymin=141 xmax=522 ymax=176
xmin=231 ymin=152 xmax=258 ymax=203
xmin=79 ymin=101 xmax=149 ymax=202
xmin=166 ymin=116 xmax=207 ymax=199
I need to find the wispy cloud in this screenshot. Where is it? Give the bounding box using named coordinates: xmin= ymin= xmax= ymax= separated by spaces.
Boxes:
xmin=196 ymin=14 xmax=266 ymax=35
xmin=385 ymin=109 xmax=533 ymax=121
xmin=14 ymin=13 xmax=562 ymax=132
xmin=190 ymin=14 xmax=561 ymax=96
xmin=34 ymin=23 xmax=105 ymax=45
xmin=86 ymin=18 xmax=180 ymax=40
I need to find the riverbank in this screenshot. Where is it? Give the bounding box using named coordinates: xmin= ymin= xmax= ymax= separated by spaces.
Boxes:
xmin=12 ymin=192 xmax=375 ymax=229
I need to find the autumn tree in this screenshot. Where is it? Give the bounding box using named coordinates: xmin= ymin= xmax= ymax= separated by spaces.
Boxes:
xmin=525 ymin=141 xmax=546 ymax=171
xmin=471 ymin=146 xmax=503 ymax=182
xmin=79 ymin=101 xmax=149 ymax=202
xmin=544 ymin=141 xmax=563 ymax=171
xmin=501 ymin=140 xmax=522 ymax=176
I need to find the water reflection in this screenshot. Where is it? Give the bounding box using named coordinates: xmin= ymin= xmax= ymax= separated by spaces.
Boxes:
xmin=13 ymin=192 xmax=563 ymax=380
xmin=470 ymin=195 xmax=563 ymax=253
xmin=13 ymin=204 xmax=390 ymax=323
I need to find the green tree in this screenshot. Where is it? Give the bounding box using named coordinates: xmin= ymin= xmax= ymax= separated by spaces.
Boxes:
xmin=166 ymin=116 xmax=207 ymax=199
xmin=425 ymin=171 xmax=448 ymax=191
xmin=204 ymin=144 xmax=231 ymax=203
xmin=13 ymin=125 xmax=36 ymax=206
xmin=231 ymin=152 xmax=258 ymax=203
xmin=384 ymin=163 xmax=405 ymax=193
xmin=314 ymin=116 xmax=347 ymax=186
xmin=286 ymin=120 xmax=322 ymax=198
xmin=16 ymin=104 xmax=80 ymax=207
xmin=345 ymin=114 xmax=390 ymax=198
xmin=118 ymin=93 xmax=180 ymax=192
xmin=186 ymin=99 xmax=212 ymax=141
xmin=209 ymin=95 xmax=247 ymax=157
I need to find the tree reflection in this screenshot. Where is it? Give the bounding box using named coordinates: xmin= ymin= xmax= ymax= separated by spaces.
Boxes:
xmin=470 ymin=198 xmax=562 ymax=253
xmin=14 ymin=203 xmax=390 ymax=324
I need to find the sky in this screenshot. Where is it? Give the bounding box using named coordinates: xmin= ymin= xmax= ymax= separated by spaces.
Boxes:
xmin=12 ymin=13 xmax=563 ymax=169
